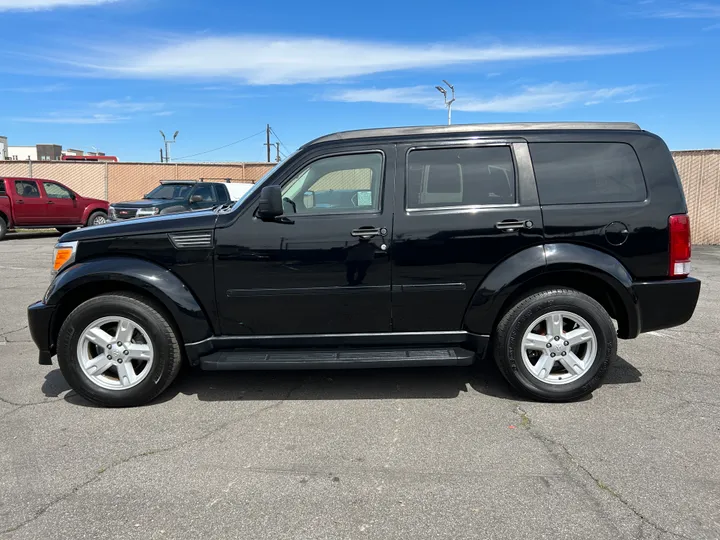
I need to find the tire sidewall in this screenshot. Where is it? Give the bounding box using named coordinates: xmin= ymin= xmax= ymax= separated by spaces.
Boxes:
xmin=58 ymin=296 xmax=176 ymax=406
xmin=88 ymin=211 xmax=107 ymax=226
xmin=502 ymin=293 xmax=615 ymax=400
xmin=0 ymin=218 xmax=7 ymax=240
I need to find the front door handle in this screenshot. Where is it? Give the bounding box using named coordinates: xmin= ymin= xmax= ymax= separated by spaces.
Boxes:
xmin=17 ymin=199 xmax=24 ymax=204
xmin=351 ymin=227 xmax=383 ymax=238
xmin=495 ymin=219 xmax=533 ymax=231
xmin=47 ymin=200 xmax=54 ymax=204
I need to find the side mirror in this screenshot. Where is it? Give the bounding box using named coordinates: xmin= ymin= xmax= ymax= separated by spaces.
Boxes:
xmin=257 ymin=186 xmax=283 ymax=219
xmin=189 ymin=194 xmax=203 ymax=203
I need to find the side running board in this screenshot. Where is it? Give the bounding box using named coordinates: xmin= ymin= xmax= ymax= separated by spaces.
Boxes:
xmin=200 ymin=348 xmax=475 ymax=371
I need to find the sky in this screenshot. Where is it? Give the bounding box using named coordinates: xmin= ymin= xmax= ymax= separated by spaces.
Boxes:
xmin=0 ymin=0 xmax=719 ymax=162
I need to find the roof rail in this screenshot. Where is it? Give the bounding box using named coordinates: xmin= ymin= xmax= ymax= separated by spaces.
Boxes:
xmin=306 ymin=122 xmax=642 ymax=146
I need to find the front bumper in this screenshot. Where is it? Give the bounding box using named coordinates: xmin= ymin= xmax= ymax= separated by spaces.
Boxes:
xmin=633 ymin=277 xmax=701 ymax=334
xmin=27 ymin=301 xmax=57 ymax=365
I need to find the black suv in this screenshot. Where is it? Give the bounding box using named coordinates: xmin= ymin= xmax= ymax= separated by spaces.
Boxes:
xmin=109 ymin=180 xmax=232 ymax=220
xmin=28 ymin=122 xmax=701 ymax=407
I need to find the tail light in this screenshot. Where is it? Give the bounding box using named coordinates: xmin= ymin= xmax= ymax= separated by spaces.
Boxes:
xmin=669 ymin=214 xmax=691 ymax=277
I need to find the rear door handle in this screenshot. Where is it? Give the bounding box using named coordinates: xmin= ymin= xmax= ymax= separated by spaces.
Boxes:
xmin=495 ymin=219 xmax=533 ymax=231
xmin=351 ymin=227 xmax=385 ymax=238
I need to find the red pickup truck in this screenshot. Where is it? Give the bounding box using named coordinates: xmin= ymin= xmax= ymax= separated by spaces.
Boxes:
xmin=0 ymin=177 xmax=108 ymax=240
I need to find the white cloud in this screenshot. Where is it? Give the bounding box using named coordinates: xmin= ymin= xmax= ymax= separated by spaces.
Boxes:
xmin=93 ymin=99 xmax=165 ymax=112
xmin=13 ymin=113 xmax=128 ymax=124
xmin=2 ymin=83 xmax=68 ymax=93
xmin=641 ymin=1 xmax=720 ymax=18
xmin=328 ymin=83 xmax=647 ymax=113
xmin=0 ymin=0 xmax=122 ymax=11
xmin=51 ymin=35 xmax=654 ymax=85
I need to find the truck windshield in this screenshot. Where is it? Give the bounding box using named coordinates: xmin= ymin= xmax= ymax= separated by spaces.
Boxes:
xmin=146 ymin=184 xmax=194 ymax=200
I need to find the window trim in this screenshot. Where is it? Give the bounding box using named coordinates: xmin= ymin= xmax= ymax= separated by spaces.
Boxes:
xmin=278 ymin=149 xmax=387 ymax=218
xmin=529 ymin=141 xmax=649 ymax=206
xmin=404 ymin=141 xmax=520 ymax=212
xmin=42 ymin=181 xmax=73 ymax=200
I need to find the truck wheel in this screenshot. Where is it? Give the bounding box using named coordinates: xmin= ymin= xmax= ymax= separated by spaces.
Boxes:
xmin=493 ymin=288 xmax=616 ymax=402
xmin=0 ymin=217 xmax=7 ymax=240
xmin=56 ymin=293 xmax=183 ymax=407
xmin=87 ymin=211 xmax=107 ymax=226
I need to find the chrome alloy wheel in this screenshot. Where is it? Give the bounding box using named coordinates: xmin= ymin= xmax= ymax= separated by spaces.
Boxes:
xmin=520 ymin=311 xmax=597 ymax=385
xmin=92 ymin=215 xmax=107 ymax=226
xmin=76 ymin=316 xmax=154 ymax=390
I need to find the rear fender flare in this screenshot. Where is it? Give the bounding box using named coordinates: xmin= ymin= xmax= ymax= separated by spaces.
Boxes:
xmin=462 ymin=244 xmax=639 ymax=337
xmin=46 ymin=256 xmax=212 ymax=344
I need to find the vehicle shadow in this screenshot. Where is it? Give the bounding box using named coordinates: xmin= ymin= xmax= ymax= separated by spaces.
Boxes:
xmin=5 ymin=231 xmax=63 ymax=241
xmin=54 ymin=354 xmax=642 ymax=407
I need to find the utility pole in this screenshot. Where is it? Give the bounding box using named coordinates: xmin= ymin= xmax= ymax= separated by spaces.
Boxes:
xmin=435 ymin=80 xmax=456 ymax=125
xmin=275 ymin=142 xmax=281 ymax=162
xmin=264 ymin=124 xmax=272 ymax=162
xmin=160 ymin=130 xmax=179 ymax=162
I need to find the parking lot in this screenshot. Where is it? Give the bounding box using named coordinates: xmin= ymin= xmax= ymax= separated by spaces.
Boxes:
xmin=0 ymin=233 xmax=718 ymax=540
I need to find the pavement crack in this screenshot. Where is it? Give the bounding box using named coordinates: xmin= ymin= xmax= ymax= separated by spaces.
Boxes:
xmin=0 ymin=382 xmax=306 ymax=536
xmin=514 ymin=406 xmax=693 ymax=540
xmin=1 ymin=475 xmax=101 ymax=535
xmin=0 ymin=325 xmax=28 ymax=340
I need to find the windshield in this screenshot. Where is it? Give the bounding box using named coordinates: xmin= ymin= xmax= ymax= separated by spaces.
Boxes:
xmin=146 ymin=184 xmax=194 ymax=200
xmin=230 ymin=150 xmax=299 ymax=210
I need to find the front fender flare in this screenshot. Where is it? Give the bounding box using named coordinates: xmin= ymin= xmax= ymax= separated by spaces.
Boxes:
xmin=462 ymin=243 xmax=640 ymax=338
xmin=46 ymin=256 xmax=212 ymax=344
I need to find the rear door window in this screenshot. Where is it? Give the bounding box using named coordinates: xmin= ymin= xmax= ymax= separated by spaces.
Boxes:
xmin=529 ymin=142 xmax=647 ymax=205
xmin=15 ymin=180 xmax=40 ymax=198
xmin=43 ymin=182 xmax=73 ymax=199
xmin=406 ymin=146 xmax=516 ymax=209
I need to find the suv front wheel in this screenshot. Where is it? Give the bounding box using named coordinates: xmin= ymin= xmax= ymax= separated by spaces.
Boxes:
xmin=57 ymin=293 xmax=182 ymax=407
xmin=493 ymin=288 xmax=616 ymax=402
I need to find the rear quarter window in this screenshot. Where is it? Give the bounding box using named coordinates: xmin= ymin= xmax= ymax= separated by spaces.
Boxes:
xmin=529 ymin=142 xmax=647 ymax=205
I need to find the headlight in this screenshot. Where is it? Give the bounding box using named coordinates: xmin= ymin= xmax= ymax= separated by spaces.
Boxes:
xmin=51 ymin=241 xmax=78 ymax=276
xmin=109 ymin=207 xmax=117 ymax=219
xmin=136 ymin=207 xmax=160 ymax=217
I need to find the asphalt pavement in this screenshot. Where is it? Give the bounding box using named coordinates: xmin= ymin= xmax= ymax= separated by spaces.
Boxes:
xmin=1 ymin=232 xmax=719 ymax=540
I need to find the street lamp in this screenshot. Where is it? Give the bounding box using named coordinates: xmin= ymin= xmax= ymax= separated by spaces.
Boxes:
xmin=436 ymin=80 xmax=456 ymax=125
xmin=160 ymin=130 xmax=179 ymax=163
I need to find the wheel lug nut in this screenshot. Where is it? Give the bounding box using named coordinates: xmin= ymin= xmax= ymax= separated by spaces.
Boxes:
xmin=117 ymin=341 xmax=122 ymax=346
xmin=554 ymin=336 xmax=560 ymax=341
xmin=546 ymin=343 xmax=552 ymax=348
xmin=107 ymin=344 xmax=112 ymax=349
xmin=123 ymin=350 xmax=129 ymax=355
xmin=107 ymin=354 xmax=112 ymax=360
xmin=550 ymin=353 xmax=556 ymax=357
xmin=561 ymin=352 xmax=566 ymax=356
xmin=117 ymin=358 xmax=123 ymax=364
xmin=564 ymin=341 xmax=569 ymax=346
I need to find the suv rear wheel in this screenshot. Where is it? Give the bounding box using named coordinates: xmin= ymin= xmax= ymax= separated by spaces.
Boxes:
xmin=493 ymin=288 xmax=616 ymax=402
xmin=57 ymin=293 xmax=182 ymax=407
xmin=0 ymin=216 xmax=7 ymax=240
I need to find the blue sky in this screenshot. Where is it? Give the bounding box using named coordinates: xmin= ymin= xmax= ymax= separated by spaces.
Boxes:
xmin=1 ymin=0 xmax=719 ymax=161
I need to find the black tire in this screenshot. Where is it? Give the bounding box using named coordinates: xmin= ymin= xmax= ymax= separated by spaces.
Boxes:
xmin=56 ymin=227 xmax=77 ymax=234
xmin=0 ymin=217 xmax=7 ymax=241
xmin=57 ymin=293 xmax=183 ymax=407
xmin=493 ymin=288 xmax=616 ymax=402
xmin=87 ymin=210 xmax=107 ymax=226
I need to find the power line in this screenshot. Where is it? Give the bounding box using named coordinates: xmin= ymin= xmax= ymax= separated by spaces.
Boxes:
xmin=174 ymin=130 xmax=265 ymax=161
xmin=269 ymin=127 xmax=292 ymax=154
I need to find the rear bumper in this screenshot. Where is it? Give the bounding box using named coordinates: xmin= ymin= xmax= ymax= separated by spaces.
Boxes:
xmin=633 ymin=277 xmax=701 ymax=334
xmin=27 ymin=301 xmax=56 ymax=365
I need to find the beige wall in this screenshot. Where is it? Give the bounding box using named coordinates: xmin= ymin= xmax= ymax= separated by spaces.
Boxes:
xmin=0 ymin=161 xmax=275 ymax=204
xmin=2 ymin=151 xmax=720 ymax=244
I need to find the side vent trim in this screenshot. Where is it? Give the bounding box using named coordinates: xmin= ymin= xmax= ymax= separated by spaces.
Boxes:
xmin=169 ymin=231 xmax=213 ymax=249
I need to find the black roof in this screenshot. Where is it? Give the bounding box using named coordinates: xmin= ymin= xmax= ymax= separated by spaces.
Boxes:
xmin=305 ymin=122 xmax=642 ymax=147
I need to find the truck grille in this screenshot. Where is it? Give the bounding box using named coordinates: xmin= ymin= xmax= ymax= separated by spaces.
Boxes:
xmin=113 ymin=208 xmax=138 ymax=220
